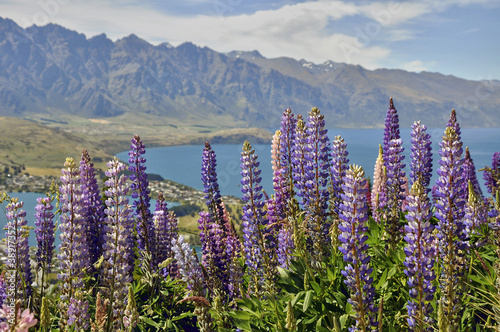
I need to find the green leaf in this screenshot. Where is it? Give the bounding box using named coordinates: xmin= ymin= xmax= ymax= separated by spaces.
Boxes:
xmin=376 ymin=268 xmax=388 ymax=290
xmin=310 ymin=279 xmax=321 ymax=294
xmin=469 ymin=274 xmax=491 ymax=285
xmin=278 ymin=266 xmax=293 ymax=285
xmin=292 ymin=291 xmax=304 ymax=307
xmin=140 ymin=316 xmax=161 ymax=328
xmin=340 ymin=314 xmax=349 ymax=329
xmin=303 ymin=290 xmax=314 ymax=312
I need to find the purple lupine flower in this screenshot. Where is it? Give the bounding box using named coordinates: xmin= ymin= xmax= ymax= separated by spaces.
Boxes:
xmin=67 ymin=294 xmax=90 ymax=330
xmin=279 ymin=108 xmax=297 ymax=199
xmin=128 ymin=134 xmax=155 ymax=263
xmin=383 ymin=98 xmax=401 ymax=155
xmin=172 ymin=235 xmax=204 ymax=294
xmin=0 ymin=275 xmax=6 ymax=308
xmin=57 ymin=157 xmax=89 ymax=329
xmin=338 ymin=165 xmax=378 ymax=331
xmin=79 ymin=150 xmax=105 ymax=273
xmin=403 ymin=182 xmax=436 ymax=331
xmin=4 ymin=198 xmax=32 ymax=302
xmin=463 ymin=181 xmax=487 ymax=237
xmin=447 ymin=108 xmax=461 ymax=141
xmin=200 ymin=142 xmax=242 ymax=302
xmin=371 ymin=146 xmax=387 ymax=223
xmin=483 ymin=152 xmax=500 ymax=196
xmin=298 ymin=107 xmax=331 ymax=261
xmin=385 ymin=138 xmax=406 ymax=248
xmin=34 ymin=197 xmax=55 ymax=274
xmin=330 ymin=135 xmax=349 ymax=217
xmin=462 ymin=147 xmax=483 ymax=201
xmin=277 ymin=226 xmax=294 ymax=269
xmin=241 ymin=140 xmax=275 ymax=295
xmin=102 ymin=158 xmax=135 ymax=328
xmin=434 ymin=126 xmax=468 ymax=330
xmin=409 ymin=121 xmax=433 ymax=192
xmin=154 ymin=192 xmax=179 ymax=277
xmin=220 ymin=201 xmax=243 ymax=301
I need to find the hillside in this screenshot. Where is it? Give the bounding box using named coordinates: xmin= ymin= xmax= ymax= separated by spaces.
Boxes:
xmin=0 ymin=17 xmax=499 ymax=131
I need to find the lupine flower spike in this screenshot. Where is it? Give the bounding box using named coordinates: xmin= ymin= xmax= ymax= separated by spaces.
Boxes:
xmin=241 ymin=140 xmax=276 ymax=296
xmin=102 ymin=158 xmax=134 ymax=330
xmin=330 ymin=135 xmax=349 ymax=248
xmin=404 ymin=181 xmax=436 ymax=331
xmin=129 ymin=134 xmax=155 ymax=266
xmin=434 ymin=125 xmax=468 ymax=331
xmin=4 ymin=198 xmax=32 ymax=302
xmin=339 ymin=165 xmax=378 ymax=331
xmin=371 ymin=145 xmax=387 ymax=223
xmin=57 ymin=157 xmax=89 ymax=329
xmin=34 ymin=196 xmax=55 ymax=298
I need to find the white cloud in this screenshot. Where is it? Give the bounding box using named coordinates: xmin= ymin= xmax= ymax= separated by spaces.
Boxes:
xmin=0 ymin=0 xmax=497 ymax=74
xmin=401 ymin=60 xmax=437 ymax=73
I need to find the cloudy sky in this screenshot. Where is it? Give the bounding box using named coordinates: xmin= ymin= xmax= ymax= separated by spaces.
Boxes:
xmin=1 ymin=0 xmax=499 ymax=80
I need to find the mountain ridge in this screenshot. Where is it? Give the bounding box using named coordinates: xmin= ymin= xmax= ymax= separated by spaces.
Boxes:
xmin=1 ymin=16 xmax=499 ymax=130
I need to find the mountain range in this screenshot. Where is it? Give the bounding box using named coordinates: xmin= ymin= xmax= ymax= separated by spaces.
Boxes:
xmin=0 ymin=16 xmax=499 ymax=130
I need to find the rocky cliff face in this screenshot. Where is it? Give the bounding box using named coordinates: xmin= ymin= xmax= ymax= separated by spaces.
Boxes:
xmin=1 ymin=17 xmax=499 ymax=128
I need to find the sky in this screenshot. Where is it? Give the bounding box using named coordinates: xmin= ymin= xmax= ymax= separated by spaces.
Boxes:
xmin=0 ymin=0 xmax=499 ymax=81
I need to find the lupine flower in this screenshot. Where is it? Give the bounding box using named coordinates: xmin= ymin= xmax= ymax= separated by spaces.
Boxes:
xmin=383 ymin=98 xmax=401 ymax=155
xmin=154 ymin=192 xmax=179 ymax=277
xmin=339 ymin=165 xmax=378 ymax=331
xmin=371 ymin=145 xmax=387 ymax=222
xmin=123 ymin=286 xmax=139 ymax=330
xmin=463 ymin=181 xmax=487 ymax=237
xmin=57 ymin=158 xmax=89 ymax=328
xmin=330 ymin=135 xmax=349 ymax=248
xmin=483 ymin=152 xmax=500 ymax=197
xmin=0 ymin=275 xmax=6 ymax=308
xmin=434 ymin=126 xmax=468 ymax=330
xmin=129 ymin=134 xmax=155 ymax=264
xmin=200 ymin=142 xmax=242 ymax=303
xmin=279 ymin=108 xmax=297 ymax=199
xmin=404 ymin=182 xmax=436 ymax=331
xmin=79 ymin=150 xmax=105 ymax=273
xmin=4 ymin=199 xmax=32 ymax=302
xmin=385 ymin=138 xmax=406 ymax=247
xmin=447 ymin=108 xmax=461 ymax=140
xmin=172 ymin=235 xmax=204 ymax=294
xmin=34 ymin=197 xmax=55 ymax=275
xmin=295 ymin=108 xmax=331 ymax=261
xmin=0 ymin=304 xmax=37 ymax=332
xmin=409 ymin=121 xmax=433 ymax=192
xmin=67 ymin=293 xmax=90 ymax=330
xmin=241 ymin=140 xmax=275 ymax=295
xmin=102 ymin=158 xmax=135 ymax=328
xmin=462 ymin=147 xmax=483 ymax=200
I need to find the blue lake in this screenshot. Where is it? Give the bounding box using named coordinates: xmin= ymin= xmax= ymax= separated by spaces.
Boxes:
xmin=117 ymin=127 xmax=500 ymax=198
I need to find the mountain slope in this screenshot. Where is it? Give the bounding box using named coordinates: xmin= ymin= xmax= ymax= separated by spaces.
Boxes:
xmin=0 ymin=17 xmax=499 ymax=130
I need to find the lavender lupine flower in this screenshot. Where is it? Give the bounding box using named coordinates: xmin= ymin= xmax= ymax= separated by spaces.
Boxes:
xmin=339 ymin=165 xmax=378 ymax=331
xmin=102 ymin=158 xmax=135 ymax=329
xmin=297 ymin=107 xmax=331 ymax=261
xmin=67 ymin=292 xmax=90 ymax=330
xmin=462 ymin=147 xmax=483 ymax=200
xmin=434 ymin=126 xmax=468 ymax=330
xmin=4 ymin=199 xmax=32 ymax=302
xmin=484 ymin=152 xmax=500 ymax=197
xmin=128 ymin=135 xmax=155 ymax=264
xmin=220 ymin=201 xmax=243 ymax=300
xmin=57 ymin=157 xmax=89 ymax=328
xmin=447 ymin=108 xmax=461 ymax=140
xmin=241 ymin=140 xmax=275 ymax=295
xmin=154 ymin=192 xmax=179 ymax=277
xmin=385 ymin=138 xmax=406 ymax=248
xmin=383 ymin=98 xmax=401 ymax=155
xmin=330 ymin=135 xmax=349 ymax=216
xmin=172 ymin=236 xmax=213 ymax=331
xmin=0 ymin=275 xmax=6 ymax=308
xmin=403 ymin=182 xmax=436 ymax=331
xmin=371 ymin=146 xmax=387 ymax=223
xmin=279 ymin=108 xmax=297 ymax=199
xmin=80 ymin=150 xmax=105 ymax=273
xmin=34 ymin=197 xmax=55 ymax=273
xmin=200 ymin=142 xmax=242 ymax=302
xmin=409 ymin=121 xmax=433 ymax=192
xmin=330 ymin=135 xmax=349 ymax=248
xmin=463 ymin=181 xmax=487 ymax=237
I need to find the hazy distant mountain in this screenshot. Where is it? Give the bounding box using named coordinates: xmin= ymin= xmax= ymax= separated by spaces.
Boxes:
xmin=1 ymin=17 xmax=499 ymax=129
